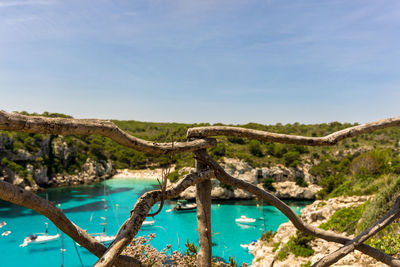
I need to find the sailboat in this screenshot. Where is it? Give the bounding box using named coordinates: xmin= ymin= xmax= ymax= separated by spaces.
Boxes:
xmin=20 ymin=194 xmax=60 ymax=247
xmin=19 ymin=221 xmax=60 ymax=247
xmin=90 ymin=181 xmax=115 ymax=245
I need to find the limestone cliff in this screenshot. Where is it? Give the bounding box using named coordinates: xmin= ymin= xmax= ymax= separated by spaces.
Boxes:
xmin=0 ymin=133 xmax=116 ymax=191
xmin=179 ymin=158 xmax=321 ymax=200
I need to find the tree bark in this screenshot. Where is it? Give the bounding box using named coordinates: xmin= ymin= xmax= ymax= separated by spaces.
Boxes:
xmin=196 ymin=150 xmax=212 ymax=267
xmin=187 ymin=116 xmax=400 ymax=146
xmin=0 ymin=111 xmax=216 ymax=154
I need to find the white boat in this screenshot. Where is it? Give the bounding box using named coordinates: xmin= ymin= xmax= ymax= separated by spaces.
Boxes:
xmin=248 ymin=241 xmax=256 ymax=252
xmin=0 ymin=221 xmax=6 ymax=228
xmin=142 ymin=220 xmax=155 ymax=226
xmin=20 ymin=232 xmax=60 ymax=247
xmin=1 ymin=230 xmax=11 ymax=237
xmin=94 ymin=233 xmax=116 ymax=244
xmin=172 ymin=200 xmax=197 ymax=212
xmin=240 ymin=241 xmax=257 ymax=252
xmin=235 ymin=215 xmax=256 ymax=224
xmin=20 ymin=194 xmax=61 ymax=247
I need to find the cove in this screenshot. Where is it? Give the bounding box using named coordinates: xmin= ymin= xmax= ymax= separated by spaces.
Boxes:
xmin=0 ymin=178 xmax=308 ymax=266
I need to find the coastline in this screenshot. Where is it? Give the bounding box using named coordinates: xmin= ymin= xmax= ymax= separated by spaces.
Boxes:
xmin=112 ymin=168 xmax=167 ymax=180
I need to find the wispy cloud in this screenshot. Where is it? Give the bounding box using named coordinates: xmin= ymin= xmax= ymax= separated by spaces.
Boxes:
xmin=0 ymin=0 xmax=52 ymax=8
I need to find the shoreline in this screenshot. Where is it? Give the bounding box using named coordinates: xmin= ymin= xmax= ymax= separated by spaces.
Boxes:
xmin=111 ymin=168 xmax=166 ymax=180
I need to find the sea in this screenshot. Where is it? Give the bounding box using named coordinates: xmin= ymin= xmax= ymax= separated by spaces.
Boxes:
xmin=0 ymin=178 xmax=308 ymax=266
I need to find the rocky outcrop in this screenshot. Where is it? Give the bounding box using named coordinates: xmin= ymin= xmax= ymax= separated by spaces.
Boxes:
xmin=51 ymin=159 xmax=116 ymax=186
xmin=272 ymin=181 xmax=321 ymax=200
xmin=0 ymin=134 xmax=116 ymax=191
xmin=178 ymin=158 xmax=320 ymax=200
xmin=251 ymin=196 xmax=378 ymax=267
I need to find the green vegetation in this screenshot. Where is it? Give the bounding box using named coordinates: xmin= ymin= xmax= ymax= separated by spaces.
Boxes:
xmin=263 ymin=178 xmax=276 ymax=192
xmin=260 ymin=230 xmax=276 ymax=242
xmin=276 ymin=231 xmax=315 ymax=261
xmin=367 ymin=222 xmax=400 ymax=256
xmin=300 ymin=261 xmax=311 ymax=267
xmin=356 ymin=176 xmax=400 ymax=232
xmin=295 ymin=176 xmax=308 ymax=187
xmin=319 ymin=204 xmax=365 ymax=235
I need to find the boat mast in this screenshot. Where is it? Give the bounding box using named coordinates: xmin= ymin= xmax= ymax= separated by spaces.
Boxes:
xmin=45 ymin=193 xmax=49 ymax=235
xmin=102 ymin=180 xmax=107 ymax=235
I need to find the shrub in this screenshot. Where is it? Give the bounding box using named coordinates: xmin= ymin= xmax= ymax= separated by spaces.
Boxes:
xmin=167 ymin=170 xmax=180 ymax=183
xmin=276 ymin=231 xmax=314 ymax=261
xmin=283 ymin=151 xmax=300 ymax=167
xmin=317 ymin=174 xmax=346 ymax=199
xmin=227 ymin=136 xmax=245 ymax=144
xmin=248 ymin=140 xmax=263 ymax=157
xmin=357 ymin=177 xmax=400 ymax=232
xmin=209 ymin=142 xmax=226 ymax=158
xmin=295 ymin=177 xmax=308 ymax=187
xmin=320 ymin=204 xmax=364 ymax=235
xmin=350 ymin=149 xmax=391 ymax=177
xmin=263 ymin=178 xmax=276 ymax=192
xmin=367 ymin=222 xmax=400 ymax=255
xmin=260 ymin=230 xmax=276 ymax=242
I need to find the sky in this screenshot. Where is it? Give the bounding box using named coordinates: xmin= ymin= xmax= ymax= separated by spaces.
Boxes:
xmin=0 ymin=0 xmax=399 ymax=125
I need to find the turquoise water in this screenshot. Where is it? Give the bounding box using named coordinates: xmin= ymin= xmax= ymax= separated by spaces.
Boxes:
xmin=0 ymin=178 xmax=308 ymax=266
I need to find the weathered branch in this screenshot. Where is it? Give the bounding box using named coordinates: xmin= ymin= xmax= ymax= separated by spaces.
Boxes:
xmin=313 ymin=196 xmax=400 ymax=267
xmin=0 ymin=180 xmax=142 ymax=267
xmin=93 ymin=169 xmax=214 ymax=267
xmin=0 ymin=110 xmax=216 ymax=154
xmin=195 ymin=150 xmax=400 ymax=266
xmin=187 ymin=117 xmax=400 ymax=146
xmin=195 ymin=150 xmax=212 ymax=266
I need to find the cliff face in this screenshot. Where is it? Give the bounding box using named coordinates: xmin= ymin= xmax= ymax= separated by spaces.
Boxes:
xmin=251 ymin=196 xmax=377 ymax=267
xmin=179 ymin=158 xmax=322 ymax=200
xmin=0 ymin=133 xmax=116 ymax=191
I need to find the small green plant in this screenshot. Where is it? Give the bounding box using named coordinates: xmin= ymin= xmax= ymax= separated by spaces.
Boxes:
xmin=275 ymin=231 xmax=315 ymax=261
xmin=263 ymin=178 xmax=276 ymax=192
xmin=283 ymin=151 xmax=300 ymax=167
xmin=167 ymin=170 xmax=180 ymax=183
xmin=300 ymin=261 xmax=311 ymax=267
xmin=272 ymin=242 xmax=281 ymax=252
xmin=260 ymin=230 xmax=276 ymax=242
xmin=295 ymin=176 xmax=308 ymax=187
xmin=184 ymin=239 xmax=198 ymax=256
xmin=248 ymin=140 xmax=264 ymax=157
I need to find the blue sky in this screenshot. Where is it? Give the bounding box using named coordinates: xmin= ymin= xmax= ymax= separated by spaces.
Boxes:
xmin=0 ymin=0 xmax=399 ymax=124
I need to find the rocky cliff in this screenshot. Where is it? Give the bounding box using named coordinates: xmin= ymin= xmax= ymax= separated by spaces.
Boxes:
xmin=179 ymin=158 xmax=321 ymax=200
xmin=251 ymin=196 xmax=379 ymax=267
xmin=0 ymin=133 xmax=116 ymax=191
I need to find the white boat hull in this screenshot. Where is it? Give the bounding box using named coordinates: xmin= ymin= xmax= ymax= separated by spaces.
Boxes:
xmin=94 ymin=234 xmax=116 ymax=244
xmin=20 ymin=234 xmax=60 ymax=247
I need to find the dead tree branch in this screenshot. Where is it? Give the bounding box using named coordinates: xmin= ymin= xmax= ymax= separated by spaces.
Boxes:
xmin=187 ymin=117 xmax=400 ymax=146
xmin=195 ymin=149 xmax=213 ymax=266
xmin=0 ymin=110 xmax=216 ymax=154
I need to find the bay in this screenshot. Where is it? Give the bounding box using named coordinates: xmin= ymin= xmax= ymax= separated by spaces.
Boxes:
xmin=0 ymin=178 xmax=307 ymax=266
